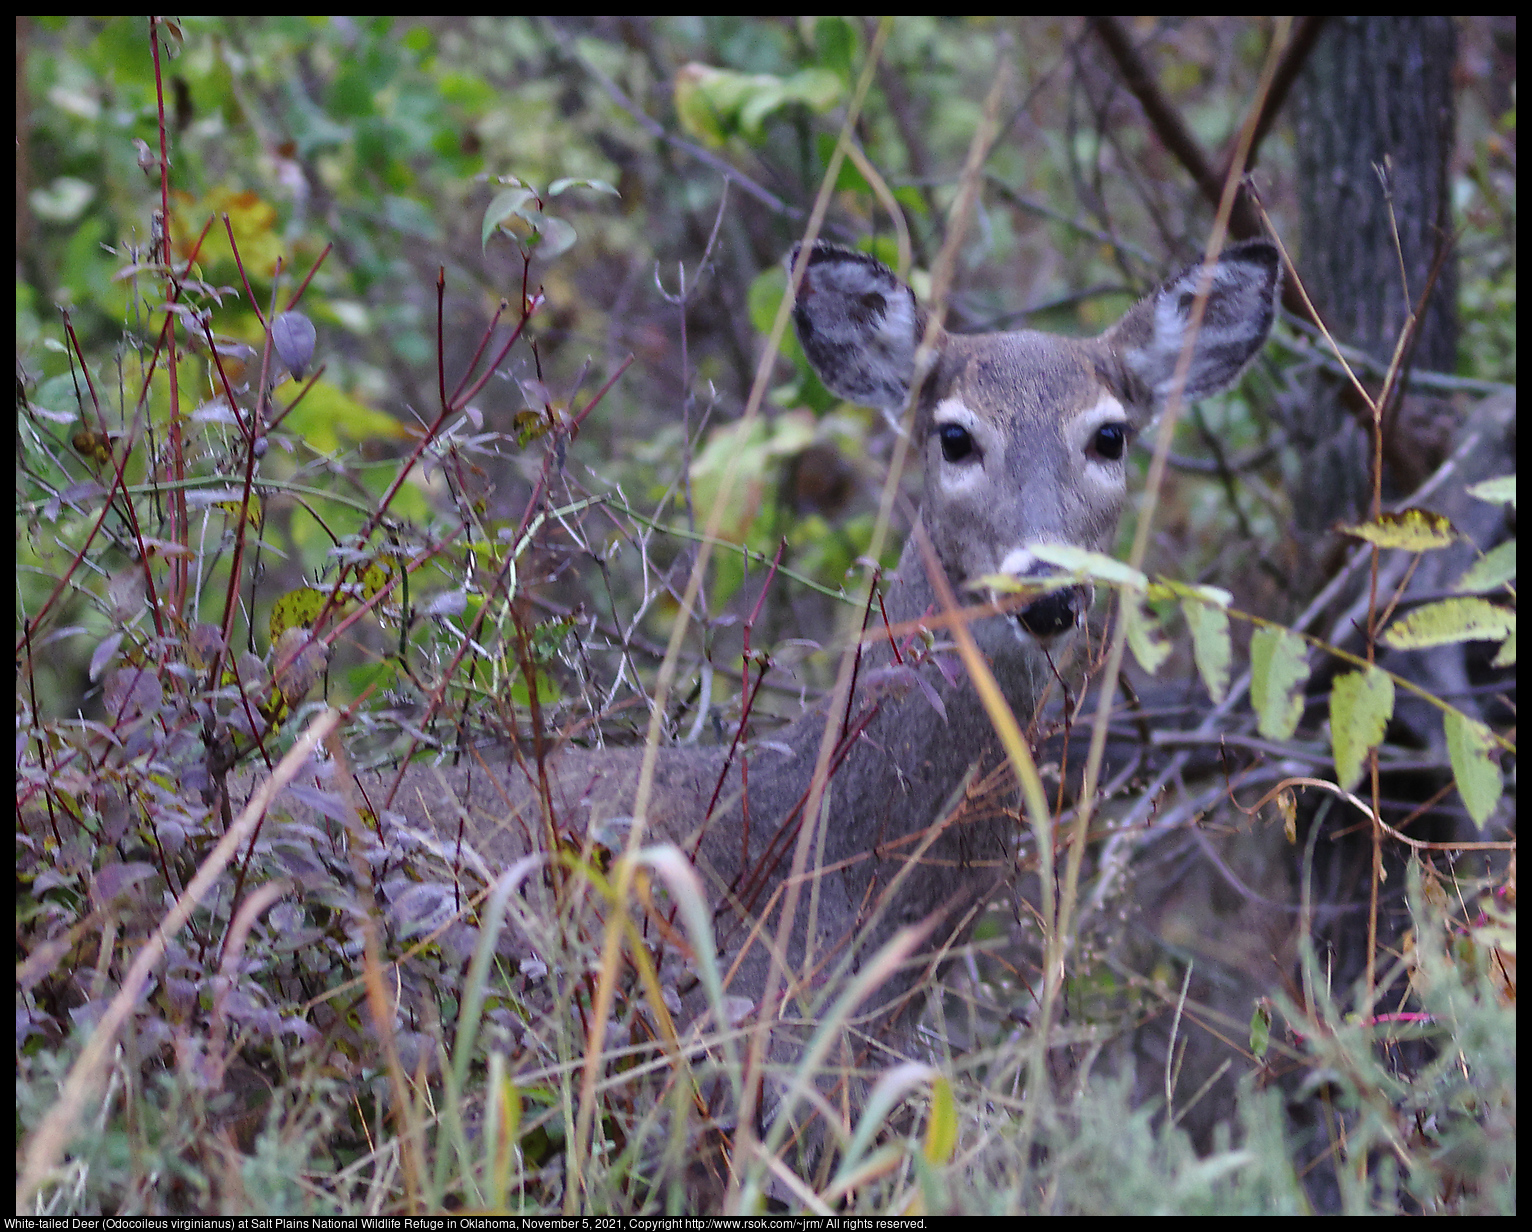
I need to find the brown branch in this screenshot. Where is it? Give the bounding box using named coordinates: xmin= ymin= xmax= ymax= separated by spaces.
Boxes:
xmin=1217 ymin=16 xmax=1329 ymax=185
xmin=1088 ymin=16 xmax=1262 ymax=239
xmin=1089 ymin=16 xmax=1326 ymax=325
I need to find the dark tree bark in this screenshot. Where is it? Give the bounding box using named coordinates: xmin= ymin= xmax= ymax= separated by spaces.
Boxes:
xmin=1288 ymin=16 xmax=1458 ymax=568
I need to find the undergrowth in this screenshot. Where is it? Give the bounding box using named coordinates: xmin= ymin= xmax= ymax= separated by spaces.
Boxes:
xmin=17 ymin=17 xmax=1514 ymax=1216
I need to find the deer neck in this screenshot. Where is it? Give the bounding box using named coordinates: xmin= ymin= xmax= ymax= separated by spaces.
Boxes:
xmin=695 ymin=528 xmax=1056 ymax=946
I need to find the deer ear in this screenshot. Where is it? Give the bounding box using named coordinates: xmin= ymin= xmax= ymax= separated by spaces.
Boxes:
xmin=1108 ymin=241 xmax=1281 ymax=405
xmin=788 ymin=243 xmax=927 ymax=412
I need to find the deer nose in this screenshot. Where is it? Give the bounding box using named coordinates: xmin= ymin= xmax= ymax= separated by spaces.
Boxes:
xmin=997 ymin=549 xmax=1090 ymax=640
xmin=1017 ymin=584 xmax=1085 ymax=638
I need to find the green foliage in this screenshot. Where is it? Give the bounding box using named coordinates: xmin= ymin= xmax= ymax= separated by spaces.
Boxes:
xmin=17 ymin=16 xmax=1514 ymax=1218
xmin=1249 ymin=625 xmax=1310 ymax=741
xmin=674 ymin=62 xmax=843 ymax=146
xmin=1179 ymin=590 xmax=1232 ymax=703
xmin=1329 ymin=665 xmax=1394 ymax=790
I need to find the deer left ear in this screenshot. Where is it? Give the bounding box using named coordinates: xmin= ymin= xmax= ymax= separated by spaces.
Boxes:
xmin=1108 ymin=241 xmax=1281 ymax=406
xmin=788 ymin=243 xmax=929 ymax=413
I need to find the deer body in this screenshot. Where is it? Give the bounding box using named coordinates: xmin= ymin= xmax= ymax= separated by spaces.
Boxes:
xmin=244 ymin=239 xmax=1278 ymax=1099
xmin=371 ymin=529 xmax=1052 ymax=1025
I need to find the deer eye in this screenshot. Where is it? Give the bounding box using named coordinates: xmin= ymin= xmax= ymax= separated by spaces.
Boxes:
xmin=937 ymin=423 xmax=975 ymax=463
xmin=1089 ymin=421 xmax=1129 ymax=461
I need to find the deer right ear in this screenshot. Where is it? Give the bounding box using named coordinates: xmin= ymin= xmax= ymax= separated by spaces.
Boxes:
xmin=1109 ymin=241 xmax=1281 ymax=406
xmin=788 ymin=243 xmax=926 ymax=413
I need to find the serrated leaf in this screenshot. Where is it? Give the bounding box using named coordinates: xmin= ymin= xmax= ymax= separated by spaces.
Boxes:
xmin=1125 ymin=600 xmax=1170 ymax=674
xmin=1026 ymin=543 xmax=1147 ymax=592
xmin=1329 ymin=666 xmax=1395 ymax=790
xmin=1443 ymin=709 xmax=1502 ymax=829
xmin=1492 ymin=628 xmax=1514 ymax=667
xmin=1182 ymin=596 xmax=1231 ymax=702
xmin=923 ymin=1075 xmax=958 ymax=1165
xmin=1382 ymin=597 xmax=1515 ymax=649
xmin=1466 ymin=475 xmax=1515 ymax=507
xmin=1250 ymin=626 xmax=1309 ymax=740
xmin=1454 ymin=539 xmax=1516 ymax=592
xmin=1338 ymin=507 xmax=1456 ymax=550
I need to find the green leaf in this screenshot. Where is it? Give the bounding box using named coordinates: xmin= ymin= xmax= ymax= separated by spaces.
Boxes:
xmin=1329 ymin=666 xmax=1395 ymax=791
xmin=809 ymin=15 xmax=860 ymax=81
xmin=672 ymin=62 xmax=842 ymax=146
xmin=1454 ymin=539 xmax=1516 ymax=593
xmin=1026 ymin=543 xmax=1147 ymax=592
xmin=481 ymin=187 xmax=537 ymax=251
xmin=689 ymin=411 xmax=817 ymax=545
xmin=673 ymin=64 xmax=729 ymax=145
xmin=748 ymin=265 xmax=789 ymax=336
xmin=1249 ymin=1001 xmax=1272 ymax=1060
xmin=1250 ymin=626 xmax=1309 ymax=741
xmin=547 ymin=177 xmax=619 ymax=197
xmin=1443 ymin=709 xmax=1502 ymax=829
xmin=1338 ymin=508 xmax=1456 ymax=550
xmin=1381 ymin=597 xmax=1515 ymax=650
xmin=972 ymin=572 xmax=1073 ymax=597
xmin=737 ymin=80 xmax=789 ymax=138
xmin=279 ymin=379 xmax=408 ymax=455
xmin=781 ymin=67 xmax=843 ymax=114
xmin=529 ymin=215 xmax=578 ymax=259
xmin=1466 ymin=475 xmax=1515 ymax=507
xmin=1182 ymin=595 xmax=1232 ymax=702
xmin=893 ymin=184 xmax=928 ymax=218
xmin=1125 ymin=600 xmax=1170 ymax=674
xmin=1151 ymin=578 xmax=1233 ymax=608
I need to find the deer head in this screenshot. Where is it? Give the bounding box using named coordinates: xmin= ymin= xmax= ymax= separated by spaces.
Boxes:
xmin=790 ymin=240 xmax=1280 ymax=649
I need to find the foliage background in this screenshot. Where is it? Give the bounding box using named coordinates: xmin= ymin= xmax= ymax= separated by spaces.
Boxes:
xmin=16 ymin=16 xmax=1515 ymax=1216
xmin=17 ymin=16 xmax=1516 ymax=709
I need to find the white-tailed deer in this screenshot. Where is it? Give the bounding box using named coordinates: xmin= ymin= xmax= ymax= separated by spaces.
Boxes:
xmin=236 ymin=238 xmax=1279 ymax=1141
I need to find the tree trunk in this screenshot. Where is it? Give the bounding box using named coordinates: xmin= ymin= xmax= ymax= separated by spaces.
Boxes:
xmin=1289 ymin=16 xmax=1458 ymax=570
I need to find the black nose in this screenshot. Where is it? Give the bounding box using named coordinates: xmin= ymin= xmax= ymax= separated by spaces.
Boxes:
xmin=1016 ymin=586 xmax=1083 ymax=638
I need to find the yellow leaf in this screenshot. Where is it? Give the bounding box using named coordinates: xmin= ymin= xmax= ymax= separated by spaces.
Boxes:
xmin=1382 ymin=597 xmax=1514 ymax=650
xmin=923 ymin=1075 xmax=957 ymax=1165
xmin=269 ymin=586 xmax=328 ymax=643
xmin=1339 ymin=507 xmax=1456 ymax=551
